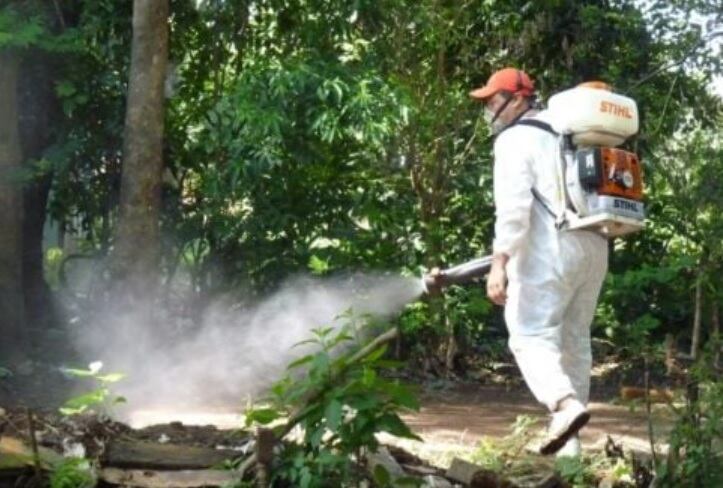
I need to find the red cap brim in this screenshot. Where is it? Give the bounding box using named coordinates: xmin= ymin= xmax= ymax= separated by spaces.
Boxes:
xmin=469 ymin=85 xmax=497 ymax=100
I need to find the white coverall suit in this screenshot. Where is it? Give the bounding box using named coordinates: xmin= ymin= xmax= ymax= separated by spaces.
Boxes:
xmin=492 ymin=111 xmax=608 ymax=412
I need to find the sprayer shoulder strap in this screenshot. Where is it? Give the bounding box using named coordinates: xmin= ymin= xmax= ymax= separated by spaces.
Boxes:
xmin=514 ymin=119 xmax=558 ymax=136
xmin=530 ymin=187 xmax=558 ymax=220
xmin=513 ymin=119 xmax=567 ymax=227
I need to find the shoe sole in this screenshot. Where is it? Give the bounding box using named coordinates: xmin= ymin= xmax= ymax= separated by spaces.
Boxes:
xmin=539 ymin=411 xmax=591 ymax=456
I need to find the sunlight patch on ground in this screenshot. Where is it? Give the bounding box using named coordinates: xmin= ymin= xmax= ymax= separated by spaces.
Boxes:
xmin=125 ymin=408 xmax=245 ymax=429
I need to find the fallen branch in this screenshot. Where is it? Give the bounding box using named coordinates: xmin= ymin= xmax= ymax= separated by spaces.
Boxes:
xmin=643 ymin=357 xmax=659 ymax=468
xmin=26 ymin=409 xmax=41 ymax=479
xmin=103 ymin=439 xmax=238 ymax=470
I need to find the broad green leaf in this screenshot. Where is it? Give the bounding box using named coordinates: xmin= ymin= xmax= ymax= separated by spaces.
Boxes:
xmin=324 ymin=399 xmax=343 ymax=431
xmin=97 ymin=373 xmax=125 ymax=383
xmin=245 ymin=408 xmax=281 ymax=426
xmin=62 ymin=388 xmax=107 ymax=408
xmin=287 ymin=354 xmax=315 ymax=370
xmin=373 ymin=465 xmax=391 ymax=485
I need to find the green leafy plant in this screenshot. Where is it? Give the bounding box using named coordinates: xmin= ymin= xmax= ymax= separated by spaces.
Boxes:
xmin=655 ymin=345 xmax=723 ymax=487
xmin=60 ymin=362 xmax=126 ymax=416
xmin=0 ymin=5 xmax=80 ymax=51
xmin=471 ymin=415 xmax=540 ymax=472
xmin=245 ymin=323 xmax=421 ymax=487
xmin=49 ymin=457 xmax=95 ymax=488
xmin=554 ymin=456 xmax=597 ymax=487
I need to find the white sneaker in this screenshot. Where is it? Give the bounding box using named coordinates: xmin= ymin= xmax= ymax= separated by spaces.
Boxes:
xmin=539 ymin=399 xmax=590 ymax=456
xmin=555 ymin=435 xmax=582 ymax=458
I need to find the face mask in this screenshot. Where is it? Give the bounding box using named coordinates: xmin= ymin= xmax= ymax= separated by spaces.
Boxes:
xmin=485 ymin=95 xmax=514 ymax=135
xmin=484 ymin=108 xmax=509 ymax=135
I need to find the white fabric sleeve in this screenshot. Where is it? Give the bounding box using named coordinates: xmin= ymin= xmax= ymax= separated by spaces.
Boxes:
xmin=491 ymin=132 xmax=535 ymax=257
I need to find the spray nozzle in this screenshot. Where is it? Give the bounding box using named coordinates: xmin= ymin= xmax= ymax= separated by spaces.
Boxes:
xmin=421 ymin=255 xmax=493 ymax=296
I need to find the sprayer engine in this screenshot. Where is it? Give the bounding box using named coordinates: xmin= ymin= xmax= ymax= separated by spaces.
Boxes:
xmin=548 ymin=82 xmax=645 ymax=237
xmin=565 ymin=146 xmax=644 ymax=236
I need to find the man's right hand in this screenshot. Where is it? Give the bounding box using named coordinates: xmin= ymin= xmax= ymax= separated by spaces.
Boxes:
xmin=487 ymin=253 xmax=509 ymax=306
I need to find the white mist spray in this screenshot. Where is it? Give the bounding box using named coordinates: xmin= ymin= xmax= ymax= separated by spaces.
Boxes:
xmin=72 ymin=272 xmax=425 ymax=425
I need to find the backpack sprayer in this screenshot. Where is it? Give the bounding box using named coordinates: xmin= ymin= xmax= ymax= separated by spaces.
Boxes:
xmin=545 ymin=81 xmax=645 ymax=237
xmin=420 ymin=82 xmax=645 ymax=295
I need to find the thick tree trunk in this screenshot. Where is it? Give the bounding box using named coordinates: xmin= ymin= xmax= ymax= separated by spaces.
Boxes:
xmin=111 ymin=0 xmax=169 ymax=302
xmin=19 ymin=50 xmax=60 ymax=333
xmin=0 ymin=51 xmax=28 ymax=359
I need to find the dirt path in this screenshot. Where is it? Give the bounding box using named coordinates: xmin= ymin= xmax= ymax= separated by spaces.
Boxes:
xmin=125 ymin=382 xmax=674 ymax=467
xmin=387 ymin=384 xmax=673 ymax=465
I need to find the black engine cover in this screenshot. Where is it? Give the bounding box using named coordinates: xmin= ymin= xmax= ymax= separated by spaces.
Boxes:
xmin=576 ymin=148 xmax=602 ymax=190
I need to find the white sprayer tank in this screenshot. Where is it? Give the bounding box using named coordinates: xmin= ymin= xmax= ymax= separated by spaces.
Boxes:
xmin=547 ymin=85 xmax=639 ymax=147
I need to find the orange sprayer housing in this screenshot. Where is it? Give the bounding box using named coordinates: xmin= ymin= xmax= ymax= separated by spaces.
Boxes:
xmin=598 ymin=147 xmax=643 ymax=200
xmin=578 ymin=146 xmax=644 ymax=201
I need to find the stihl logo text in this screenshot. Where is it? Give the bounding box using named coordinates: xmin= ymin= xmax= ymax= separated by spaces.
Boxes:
xmin=600 ymin=101 xmax=633 ymax=119
xmin=613 ymin=199 xmax=639 ymax=212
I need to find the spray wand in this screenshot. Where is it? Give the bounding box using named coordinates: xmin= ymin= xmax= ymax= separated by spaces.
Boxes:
xmin=421 ymin=255 xmax=493 ymax=295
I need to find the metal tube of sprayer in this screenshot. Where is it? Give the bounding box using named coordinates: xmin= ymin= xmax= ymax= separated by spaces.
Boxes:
xmin=421 ymin=255 xmax=494 ymax=295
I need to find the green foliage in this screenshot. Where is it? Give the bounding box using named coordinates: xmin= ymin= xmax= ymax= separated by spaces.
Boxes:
xmin=49 ymin=457 xmax=95 ymax=488
xmin=372 ymin=465 xmax=422 ymax=488
xmin=555 ymin=454 xmax=636 ymax=488
xmin=0 ymin=7 xmax=44 ymax=48
xmin=470 ymin=417 xmax=639 ymax=486
xmin=41 ymin=0 xmax=723 ymax=363
xmin=44 ymin=247 xmax=65 ymax=290
xmin=656 ymin=347 xmax=723 ymax=487
xmin=59 ymin=362 xmax=126 ymax=416
xmin=245 ymin=324 xmax=420 ymax=487
xmin=471 ymin=415 xmax=540 ymax=472
xmin=171 ymin=54 xmax=413 ymax=293
xmin=0 ymin=5 xmax=79 ymax=51
xmin=554 ymin=456 xmax=598 ymax=487
xmin=597 ymin=254 xmax=694 ymax=350
xmin=27 ymin=0 xmax=722 ymax=405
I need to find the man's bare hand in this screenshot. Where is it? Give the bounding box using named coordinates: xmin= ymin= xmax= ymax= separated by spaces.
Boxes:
xmin=423 ymin=267 xmax=443 ymax=295
xmin=487 ymin=254 xmax=509 ymax=306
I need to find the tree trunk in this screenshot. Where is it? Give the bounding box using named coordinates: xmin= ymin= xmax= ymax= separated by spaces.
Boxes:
xmin=0 ymin=51 xmax=28 ymax=359
xmin=712 ymin=300 xmax=720 ymax=368
xmin=690 ymin=272 xmax=703 ymax=360
xmin=19 ymin=50 xmax=61 ymax=334
xmin=111 ymin=0 xmax=169 ymax=303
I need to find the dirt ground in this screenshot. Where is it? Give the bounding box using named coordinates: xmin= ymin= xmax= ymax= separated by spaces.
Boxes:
xmin=399 ymin=384 xmax=672 ymax=456
xmin=2 ymin=356 xmax=675 ymax=468
xmin=119 ymin=381 xmax=673 ymax=470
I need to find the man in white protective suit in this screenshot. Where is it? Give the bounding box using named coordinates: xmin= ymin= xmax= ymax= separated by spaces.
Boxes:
xmin=469 ymin=68 xmax=608 ymax=457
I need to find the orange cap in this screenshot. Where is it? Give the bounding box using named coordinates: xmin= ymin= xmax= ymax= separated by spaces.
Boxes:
xmin=469 ymin=68 xmax=535 ymax=100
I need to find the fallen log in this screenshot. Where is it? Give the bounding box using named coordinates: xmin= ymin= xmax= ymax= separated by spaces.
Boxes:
xmin=103 ymin=439 xmax=238 ymax=470
xmin=100 ymin=467 xmax=237 ymax=488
